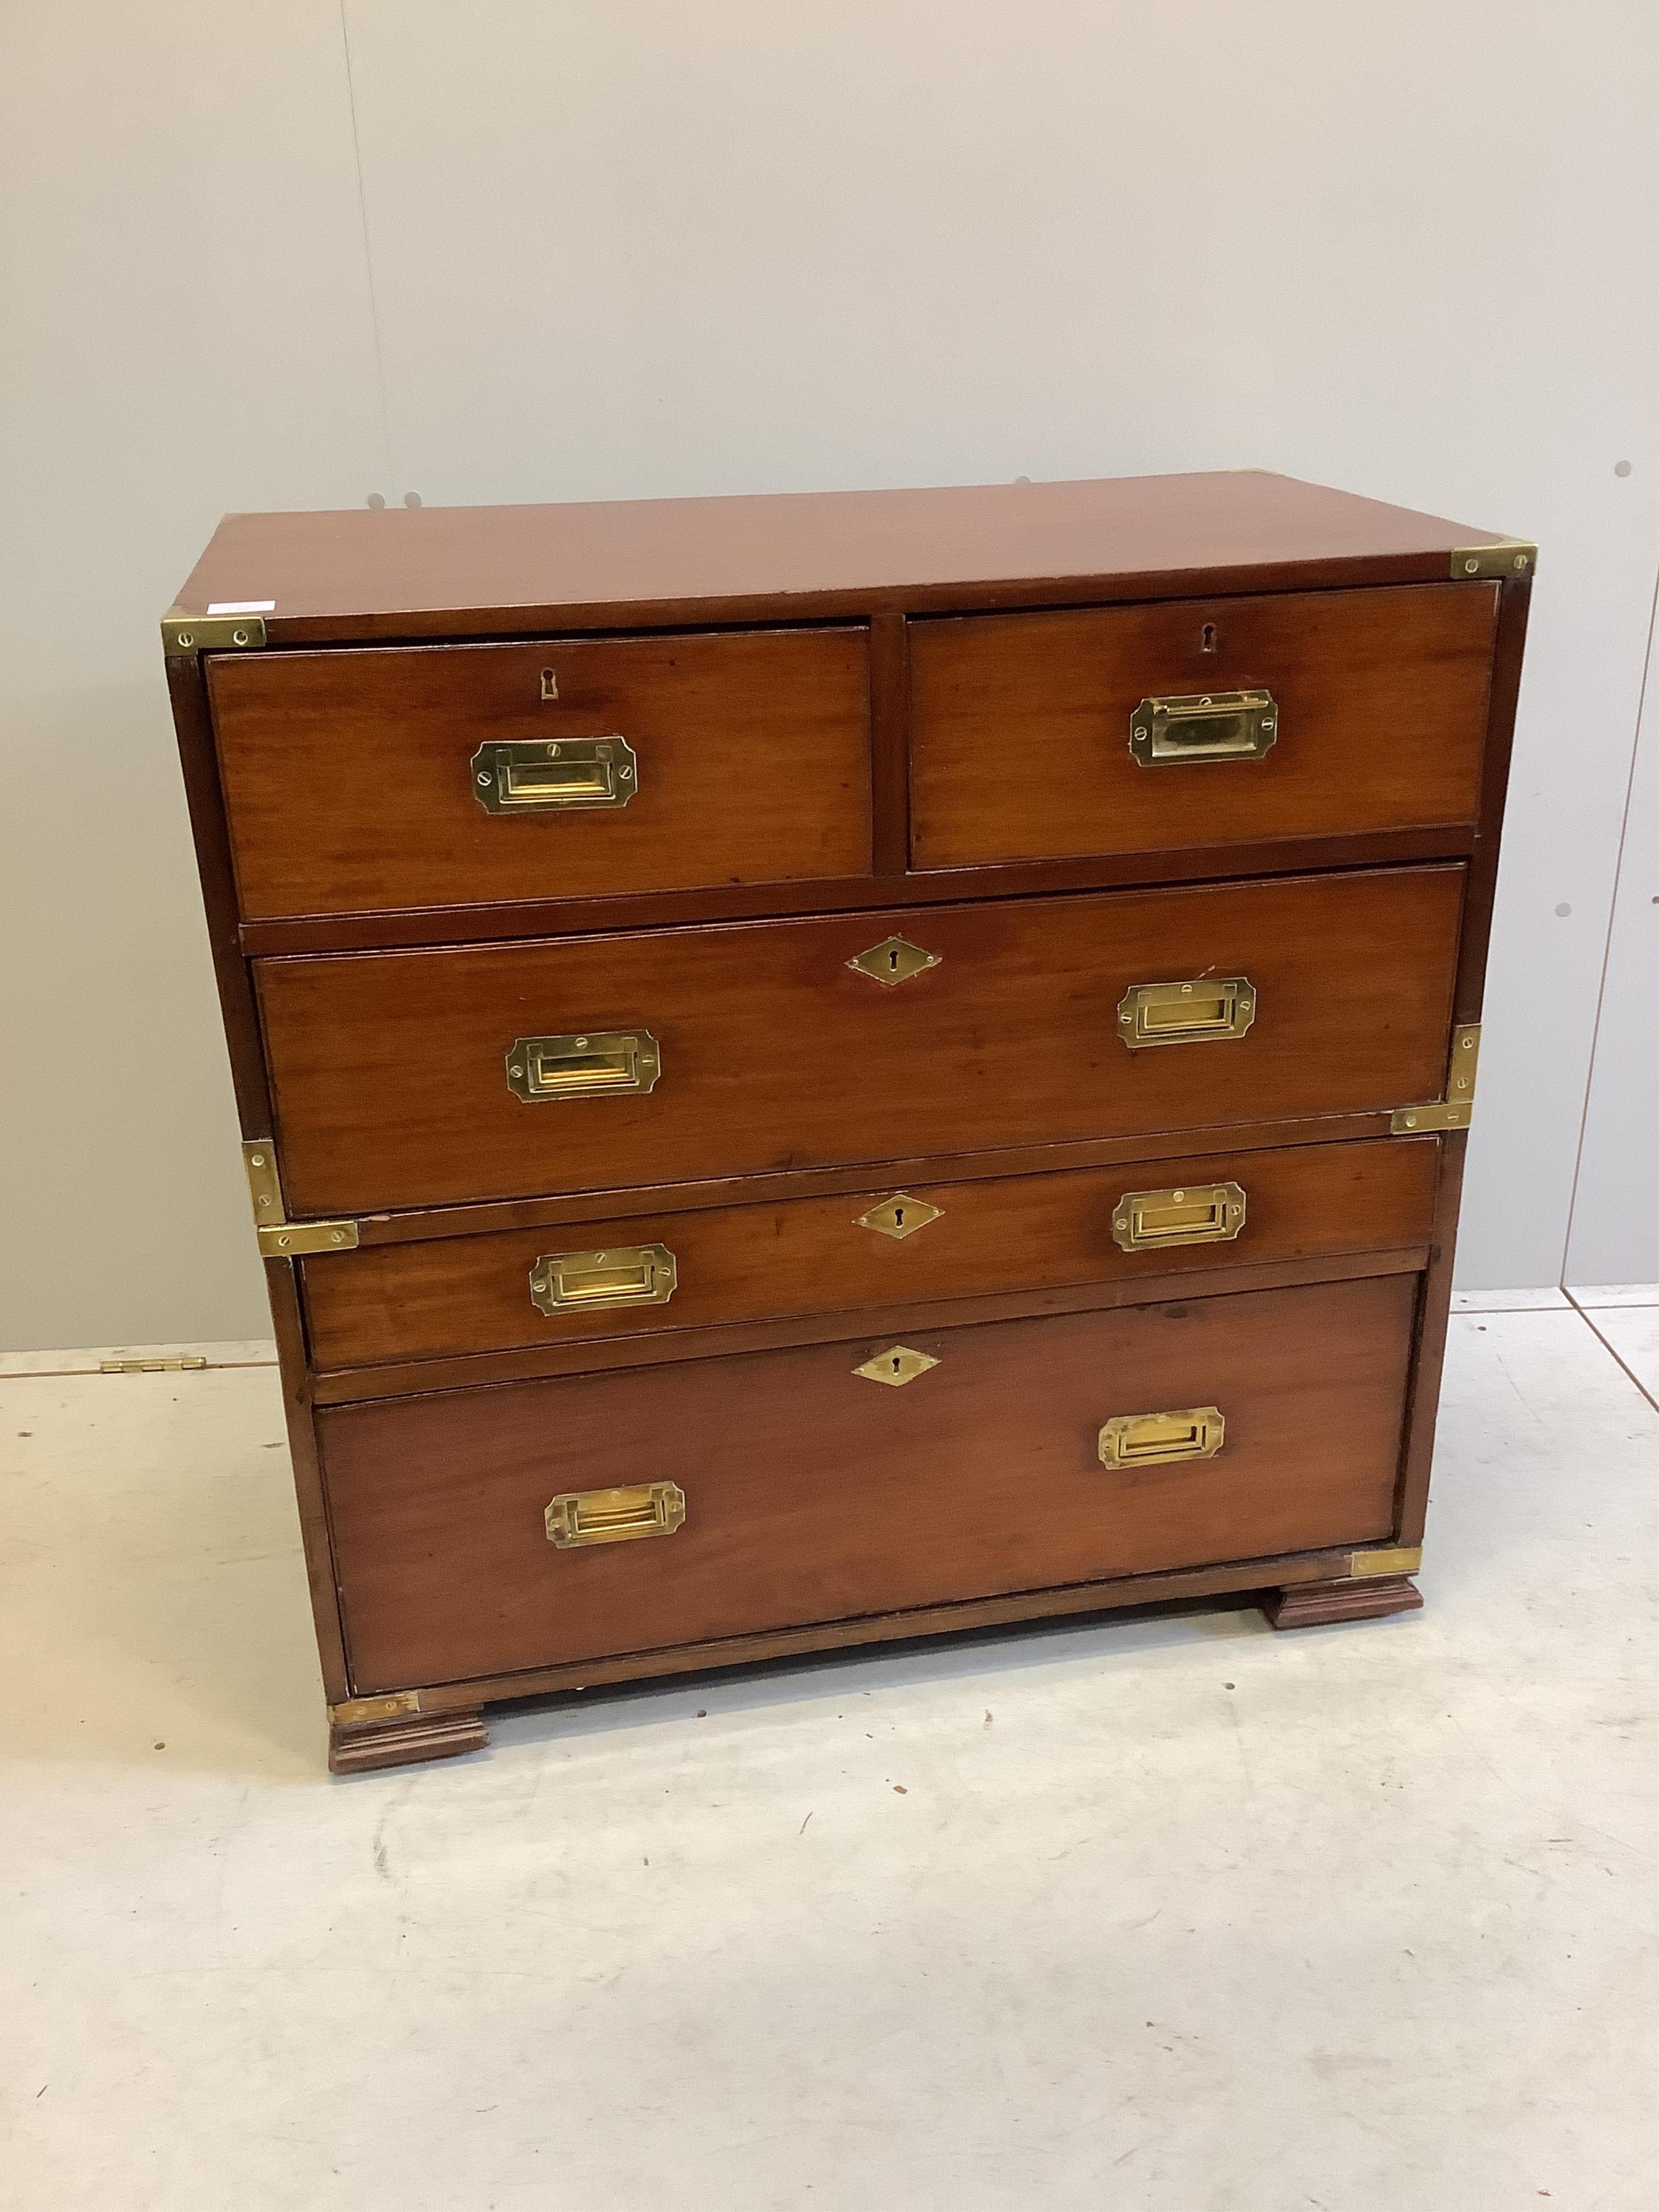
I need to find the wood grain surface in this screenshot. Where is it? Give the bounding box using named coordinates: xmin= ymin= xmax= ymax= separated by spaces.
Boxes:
xmin=322 ymin=1273 xmax=1415 ymax=1691
xmin=210 ymin=628 xmax=871 ymax=920
xmin=911 ymin=583 xmax=1495 ymax=867
xmin=301 ymin=1134 xmax=1439 ymax=1372
xmin=173 ymin=470 xmax=1512 ymax=643
xmin=258 ymin=866 xmax=1464 ymax=1216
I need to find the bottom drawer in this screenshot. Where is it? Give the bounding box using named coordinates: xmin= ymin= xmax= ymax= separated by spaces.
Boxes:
xmin=322 ymin=1273 xmax=1415 ymax=1694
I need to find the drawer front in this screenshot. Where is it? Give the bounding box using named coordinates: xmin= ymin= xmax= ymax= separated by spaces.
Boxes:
xmin=302 ymin=1136 xmax=1439 ymax=1371
xmin=260 ymin=866 xmax=1462 ymax=1216
xmin=911 ymin=584 xmax=1496 ymax=869
xmin=207 ymin=628 xmax=872 ymax=920
xmin=323 ymin=1273 xmax=1414 ymax=1691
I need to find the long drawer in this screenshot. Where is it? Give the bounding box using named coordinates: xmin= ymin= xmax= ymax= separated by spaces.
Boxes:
xmin=259 ymin=866 xmax=1463 ymax=1216
xmin=208 ymin=627 xmax=872 ymax=920
xmin=322 ymin=1273 xmax=1415 ymax=1692
xmin=910 ymin=583 xmax=1496 ymax=868
xmin=301 ymin=1135 xmax=1439 ymax=1371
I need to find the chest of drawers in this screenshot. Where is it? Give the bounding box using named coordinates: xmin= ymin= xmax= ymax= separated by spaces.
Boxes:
xmin=163 ymin=472 xmax=1533 ymax=1773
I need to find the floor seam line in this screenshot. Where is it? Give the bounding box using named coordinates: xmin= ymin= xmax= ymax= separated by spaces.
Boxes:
xmin=1562 ymin=1290 xmax=1659 ymax=1417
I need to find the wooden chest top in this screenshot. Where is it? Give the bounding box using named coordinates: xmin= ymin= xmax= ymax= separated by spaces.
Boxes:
xmin=170 ymin=469 xmax=1527 ymax=643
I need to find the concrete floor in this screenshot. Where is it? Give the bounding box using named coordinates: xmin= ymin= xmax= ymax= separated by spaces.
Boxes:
xmin=2 ymin=1296 xmax=1655 ymax=2211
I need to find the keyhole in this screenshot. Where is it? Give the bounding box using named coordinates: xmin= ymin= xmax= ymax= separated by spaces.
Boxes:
xmin=1201 ymin=623 xmax=1218 ymax=653
xmin=888 ymin=948 xmax=900 ymax=972
xmin=891 ymin=1354 xmax=902 ymax=1374
xmin=894 ymin=1206 xmax=905 ymax=1227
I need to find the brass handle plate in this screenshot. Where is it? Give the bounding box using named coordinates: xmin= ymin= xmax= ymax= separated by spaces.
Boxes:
xmin=545 ymin=1481 xmax=686 ymax=1549
xmin=1116 ymin=976 xmax=1256 ymax=1049
xmin=530 ymin=1243 xmax=677 ymax=1314
xmin=471 ymin=737 xmax=638 ymax=813
xmin=1098 ymin=1407 xmax=1225 ymax=1468
xmin=1129 ymin=690 xmax=1278 ymax=767
xmin=1111 ymin=1181 xmax=1246 ymax=1252
xmin=507 ymin=1029 xmax=661 ymax=1102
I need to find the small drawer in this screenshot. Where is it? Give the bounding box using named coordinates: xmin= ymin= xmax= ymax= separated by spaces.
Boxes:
xmin=257 ymin=865 xmax=1462 ymax=1217
xmin=321 ymin=1272 xmax=1414 ymax=1691
xmin=300 ymin=1136 xmax=1440 ymax=1372
xmin=909 ymin=583 xmax=1496 ymax=869
xmin=207 ymin=627 xmax=872 ymax=921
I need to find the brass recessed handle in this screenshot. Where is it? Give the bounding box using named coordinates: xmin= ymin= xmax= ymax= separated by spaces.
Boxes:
xmin=545 ymin=1481 xmax=686 ymax=1549
xmin=1111 ymin=1181 xmax=1246 ymax=1252
xmin=471 ymin=736 xmax=638 ymax=813
xmin=1116 ymin=976 xmax=1256 ymax=1049
xmin=530 ymin=1243 xmax=677 ymax=1314
xmin=1098 ymin=1407 xmax=1225 ymax=1468
xmin=1129 ymin=690 xmax=1278 ymax=766
xmin=507 ymin=1030 xmax=661 ymax=1102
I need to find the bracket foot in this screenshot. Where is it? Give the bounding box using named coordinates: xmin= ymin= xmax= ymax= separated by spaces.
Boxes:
xmin=1263 ymin=1574 xmax=1423 ymax=1630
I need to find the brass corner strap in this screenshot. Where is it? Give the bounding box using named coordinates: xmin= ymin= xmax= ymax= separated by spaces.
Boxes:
xmin=1449 ymin=541 xmax=1536 ymax=582
xmin=242 ymin=1139 xmax=359 ymax=1258
xmin=161 ymin=608 xmax=268 ymax=658
xmin=1391 ymin=1023 xmax=1480 ymax=1134
xmin=330 ymin=1691 xmax=422 ymax=1728
xmin=1350 ymin=1546 xmax=1422 ymax=1578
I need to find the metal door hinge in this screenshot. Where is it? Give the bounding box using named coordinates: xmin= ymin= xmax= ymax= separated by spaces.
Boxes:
xmin=242 ymin=1139 xmax=360 ymax=1257
xmin=161 ymin=608 xmax=268 ymax=658
xmin=1391 ymin=1023 xmax=1480 ymax=1134
xmin=1449 ymin=541 xmax=1536 ymax=582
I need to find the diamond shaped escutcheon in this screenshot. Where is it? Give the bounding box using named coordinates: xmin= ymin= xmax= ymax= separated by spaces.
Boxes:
xmin=846 ymin=936 xmax=942 ymax=986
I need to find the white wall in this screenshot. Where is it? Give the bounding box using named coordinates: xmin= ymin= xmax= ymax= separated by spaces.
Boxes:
xmin=2 ymin=1 xmax=1654 ymax=1350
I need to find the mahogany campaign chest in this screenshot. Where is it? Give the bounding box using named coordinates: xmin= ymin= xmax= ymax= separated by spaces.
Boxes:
xmin=162 ymin=472 xmax=1533 ymax=1772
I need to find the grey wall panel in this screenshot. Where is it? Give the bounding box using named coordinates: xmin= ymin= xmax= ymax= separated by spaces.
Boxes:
xmin=1566 ymin=604 xmax=1658 ymax=1290
xmin=0 ymin=4 xmax=388 ymax=1350
xmin=338 ymin=0 xmax=1659 ymax=1292
xmin=2 ymin=1 xmax=1655 ymax=1346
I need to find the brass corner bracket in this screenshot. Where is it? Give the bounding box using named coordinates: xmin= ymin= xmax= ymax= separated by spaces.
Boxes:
xmin=329 ymin=1691 xmax=423 ymax=1728
xmin=242 ymin=1139 xmax=359 ymax=1258
xmin=161 ymin=608 xmax=268 ymax=658
xmin=1391 ymin=1023 xmax=1480 ymax=1135
xmin=1350 ymin=1546 xmax=1422 ymax=1578
xmin=1449 ymin=541 xmax=1536 ymax=582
